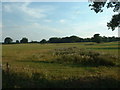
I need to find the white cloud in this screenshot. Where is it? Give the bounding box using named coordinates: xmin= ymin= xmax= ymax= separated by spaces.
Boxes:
xmin=20 ymin=2 xmax=47 ymax=18
xmin=59 ymin=19 xmax=66 ymax=23
xmin=3 ymin=2 xmax=52 ymax=19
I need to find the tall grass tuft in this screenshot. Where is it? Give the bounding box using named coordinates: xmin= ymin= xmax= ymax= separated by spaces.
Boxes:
xmin=53 ymin=47 xmax=116 ymax=66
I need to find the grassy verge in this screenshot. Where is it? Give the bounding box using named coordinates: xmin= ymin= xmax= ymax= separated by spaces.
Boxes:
xmin=3 ymin=69 xmax=120 ymax=88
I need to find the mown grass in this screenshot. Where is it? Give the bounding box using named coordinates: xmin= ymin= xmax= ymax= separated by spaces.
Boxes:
xmin=2 ymin=42 xmax=120 ymax=88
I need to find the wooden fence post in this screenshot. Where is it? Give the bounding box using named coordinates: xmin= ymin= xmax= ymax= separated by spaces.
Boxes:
xmin=6 ymin=62 xmax=10 ymax=73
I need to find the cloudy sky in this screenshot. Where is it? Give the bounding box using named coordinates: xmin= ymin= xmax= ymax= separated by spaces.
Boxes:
xmin=1 ymin=2 xmax=119 ymax=42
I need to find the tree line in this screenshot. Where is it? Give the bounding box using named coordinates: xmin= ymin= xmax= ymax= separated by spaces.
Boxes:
xmin=3 ymin=34 xmax=120 ymax=44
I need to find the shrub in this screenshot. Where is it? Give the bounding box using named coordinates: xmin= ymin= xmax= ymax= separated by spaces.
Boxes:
xmin=53 ymin=47 xmax=116 ymax=66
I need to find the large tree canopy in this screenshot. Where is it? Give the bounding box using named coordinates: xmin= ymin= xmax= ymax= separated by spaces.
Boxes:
xmin=89 ymin=0 xmax=120 ymax=31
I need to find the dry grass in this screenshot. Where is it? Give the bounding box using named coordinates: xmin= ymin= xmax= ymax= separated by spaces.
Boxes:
xmin=2 ymin=42 xmax=120 ymax=88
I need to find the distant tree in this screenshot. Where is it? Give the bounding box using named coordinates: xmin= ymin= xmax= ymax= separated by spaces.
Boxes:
xmin=93 ymin=34 xmax=102 ymax=43
xmin=110 ymin=36 xmax=116 ymax=42
xmin=30 ymin=41 xmax=38 ymax=43
xmin=61 ymin=37 xmax=69 ymax=43
xmin=40 ymin=35 xmax=119 ymax=44
xmin=91 ymin=37 xmax=94 ymax=42
xmin=102 ymin=36 xmax=108 ymax=42
xmin=60 ymin=36 xmax=81 ymax=43
xmin=69 ymin=36 xmax=81 ymax=43
xmin=79 ymin=37 xmax=84 ymax=42
xmin=16 ymin=40 xmax=19 ymax=43
xmin=20 ymin=37 xmax=28 ymax=43
xmin=48 ymin=37 xmax=61 ymax=43
xmin=40 ymin=39 xmax=47 ymax=43
xmin=4 ymin=37 xmax=13 ymax=44
xmin=83 ymin=38 xmax=92 ymax=42
xmin=115 ymin=37 xmax=120 ymax=41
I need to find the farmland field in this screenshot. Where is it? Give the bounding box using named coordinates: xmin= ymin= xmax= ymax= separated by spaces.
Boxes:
xmin=2 ymin=42 xmax=120 ymax=88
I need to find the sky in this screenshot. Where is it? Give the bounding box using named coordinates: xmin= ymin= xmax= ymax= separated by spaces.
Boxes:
xmin=1 ymin=2 xmax=119 ymax=42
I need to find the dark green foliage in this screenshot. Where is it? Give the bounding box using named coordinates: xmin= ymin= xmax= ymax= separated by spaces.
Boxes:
xmin=102 ymin=36 xmax=120 ymax=42
xmin=47 ymin=35 xmax=119 ymax=43
xmin=66 ymin=36 xmax=81 ymax=43
xmin=48 ymin=37 xmax=61 ymax=43
xmin=16 ymin=40 xmax=19 ymax=43
xmin=30 ymin=41 xmax=38 ymax=43
xmin=3 ymin=35 xmax=120 ymax=44
xmin=93 ymin=34 xmax=102 ymax=43
xmin=4 ymin=37 xmax=13 ymax=44
xmin=89 ymin=0 xmax=120 ymax=31
xmin=48 ymin=36 xmax=81 ymax=43
xmin=89 ymin=2 xmax=106 ymax=13
xmin=107 ymin=13 xmax=120 ymax=31
xmin=20 ymin=37 xmax=28 ymax=43
xmin=54 ymin=47 xmax=116 ymax=66
xmin=40 ymin=39 xmax=47 ymax=44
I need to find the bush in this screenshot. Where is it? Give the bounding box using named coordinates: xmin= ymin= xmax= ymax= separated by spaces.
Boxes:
xmin=53 ymin=47 xmax=116 ymax=66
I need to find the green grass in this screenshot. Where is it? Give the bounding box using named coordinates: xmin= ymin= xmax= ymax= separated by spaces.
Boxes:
xmin=2 ymin=42 xmax=120 ymax=88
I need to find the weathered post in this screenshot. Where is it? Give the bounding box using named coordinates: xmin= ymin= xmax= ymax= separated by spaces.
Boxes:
xmin=6 ymin=62 xmax=10 ymax=73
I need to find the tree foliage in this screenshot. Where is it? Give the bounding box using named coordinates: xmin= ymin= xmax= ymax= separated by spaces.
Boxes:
xmin=48 ymin=36 xmax=81 ymax=43
xmin=20 ymin=37 xmax=28 ymax=43
xmin=16 ymin=40 xmax=19 ymax=43
xmin=40 ymin=39 xmax=47 ymax=43
xmin=48 ymin=35 xmax=119 ymax=43
xmin=89 ymin=0 xmax=120 ymax=31
xmin=3 ymin=35 xmax=120 ymax=44
xmin=93 ymin=34 xmax=102 ymax=43
xmin=4 ymin=37 xmax=13 ymax=44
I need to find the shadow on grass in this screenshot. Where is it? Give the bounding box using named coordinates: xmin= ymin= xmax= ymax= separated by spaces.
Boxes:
xmin=96 ymin=44 xmax=120 ymax=46
xmin=84 ymin=44 xmax=95 ymax=45
xmin=18 ymin=60 xmax=52 ymax=64
xmin=18 ymin=60 xmax=117 ymax=68
xmin=17 ymin=60 xmax=96 ymax=68
xmin=3 ymin=70 xmax=120 ymax=88
xmin=90 ymin=47 xmax=120 ymax=49
xmin=65 ymin=63 xmax=115 ymax=68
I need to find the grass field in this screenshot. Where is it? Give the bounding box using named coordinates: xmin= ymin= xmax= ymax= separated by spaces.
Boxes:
xmin=2 ymin=42 xmax=120 ymax=88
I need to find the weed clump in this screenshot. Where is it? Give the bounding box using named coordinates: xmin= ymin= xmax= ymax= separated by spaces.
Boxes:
xmin=53 ymin=47 xmax=116 ymax=66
